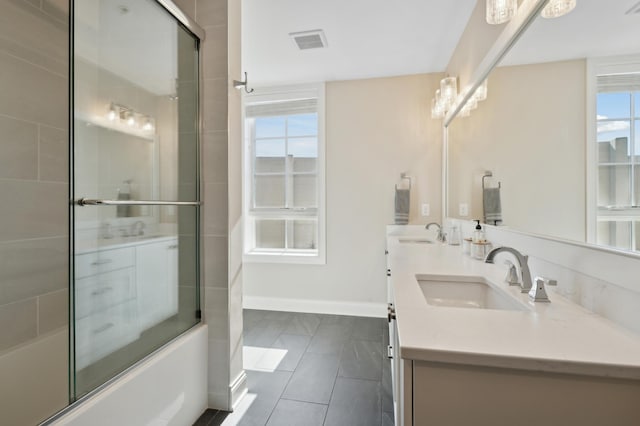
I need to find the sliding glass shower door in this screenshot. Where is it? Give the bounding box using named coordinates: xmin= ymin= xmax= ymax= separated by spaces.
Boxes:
xmin=73 ymin=0 xmax=201 ymax=397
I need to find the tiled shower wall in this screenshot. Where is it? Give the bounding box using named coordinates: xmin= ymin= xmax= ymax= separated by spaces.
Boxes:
xmin=0 ymin=0 xmax=69 ymax=424
xmin=173 ymin=0 xmax=244 ymax=410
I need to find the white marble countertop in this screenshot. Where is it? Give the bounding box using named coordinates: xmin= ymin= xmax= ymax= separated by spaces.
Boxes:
xmin=387 ymin=226 xmax=640 ymax=380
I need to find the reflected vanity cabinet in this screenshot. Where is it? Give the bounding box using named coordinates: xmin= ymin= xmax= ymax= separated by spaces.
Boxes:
xmin=74 ymin=238 xmax=178 ymax=369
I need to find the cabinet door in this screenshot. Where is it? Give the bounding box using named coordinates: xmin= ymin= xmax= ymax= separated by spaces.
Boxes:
xmin=136 ymin=239 xmax=178 ymax=331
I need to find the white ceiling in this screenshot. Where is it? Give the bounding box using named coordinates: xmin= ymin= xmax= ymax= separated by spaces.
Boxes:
xmin=502 ymin=0 xmax=640 ymax=66
xmin=242 ymin=0 xmax=478 ymax=87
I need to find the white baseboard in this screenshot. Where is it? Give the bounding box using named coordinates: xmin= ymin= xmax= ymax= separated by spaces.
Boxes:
xmin=229 ymin=371 xmax=248 ymax=412
xmin=243 ymin=296 xmax=386 ymax=318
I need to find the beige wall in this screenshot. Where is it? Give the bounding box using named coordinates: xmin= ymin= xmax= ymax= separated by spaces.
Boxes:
xmin=448 ymin=59 xmax=586 ymax=241
xmin=244 ymin=74 xmax=443 ymax=308
xmin=446 ymin=0 xmax=506 ymax=93
xmin=174 ymin=0 xmax=244 ymax=410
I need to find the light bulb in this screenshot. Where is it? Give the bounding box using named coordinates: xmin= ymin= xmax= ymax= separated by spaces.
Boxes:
xmin=107 ymin=104 xmax=117 ymax=121
xmin=486 ymin=0 xmax=518 ymax=25
xmin=431 ymin=98 xmax=445 ymax=119
xmin=466 ymin=96 xmax=478 ymax=110
xmin=142 ymin=118 xmax=154 ymax=131
xmin=541 ymin=0 xmax=576 ymax=19
xmin=474 ymin=79 xmax=488 ymax=102
xmin=440 ymin=77 xmax=458 ymax=108
xmin=127 ymin=114 xmax=136 ymax=127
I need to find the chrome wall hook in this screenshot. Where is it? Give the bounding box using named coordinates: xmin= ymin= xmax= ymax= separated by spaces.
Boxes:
xmin=233 ymin=72 xmax=254 ymax=93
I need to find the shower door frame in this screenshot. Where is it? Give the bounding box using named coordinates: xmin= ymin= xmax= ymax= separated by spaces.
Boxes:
xmin=45 ymin=1 xmax=206 ymax=422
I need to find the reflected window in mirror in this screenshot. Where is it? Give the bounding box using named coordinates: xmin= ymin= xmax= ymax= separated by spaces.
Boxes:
xmin=595 ymin=72 xmax=640 ymax=252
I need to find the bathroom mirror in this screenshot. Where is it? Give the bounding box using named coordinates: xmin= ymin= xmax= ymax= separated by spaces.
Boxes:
xmin=447 ymin=0 xmax=640 ymax=254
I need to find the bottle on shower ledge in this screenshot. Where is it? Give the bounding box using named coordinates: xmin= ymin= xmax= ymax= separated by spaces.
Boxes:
xmin=116 ymin=179 xmax=132 ymax=217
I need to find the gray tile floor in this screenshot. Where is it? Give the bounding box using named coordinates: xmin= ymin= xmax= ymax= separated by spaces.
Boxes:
xmin=194 ymin=310 xmax=394 ymax=426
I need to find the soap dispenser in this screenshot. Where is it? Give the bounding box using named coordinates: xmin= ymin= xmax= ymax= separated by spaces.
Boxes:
xmin=473 ymin=220 xmax=484 ymax=243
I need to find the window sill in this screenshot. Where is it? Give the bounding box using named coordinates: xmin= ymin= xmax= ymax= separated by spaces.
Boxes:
xmin=243 ymin=250 xmax=326 ymax=265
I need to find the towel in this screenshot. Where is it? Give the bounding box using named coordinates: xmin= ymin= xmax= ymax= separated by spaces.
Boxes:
xmin=394 ymin=188 xmax=410 ymax=225
xmin=483 ymin=187 xmax=502 ymax=225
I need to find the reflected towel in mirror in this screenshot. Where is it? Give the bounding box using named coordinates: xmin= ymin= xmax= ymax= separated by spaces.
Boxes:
xmin=483 ymin=187 xmax=502 ymax=224
xmin=395 ymin=188 xmax=410 ymax=224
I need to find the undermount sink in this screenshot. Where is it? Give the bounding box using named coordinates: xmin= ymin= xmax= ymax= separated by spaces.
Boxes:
xmin=398 ymin=237 xmax=433 ymax=244
xmin=417 ymin=275 xmax=527 ymax=311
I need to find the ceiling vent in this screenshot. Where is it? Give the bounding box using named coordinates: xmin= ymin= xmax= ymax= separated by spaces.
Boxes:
xmin=289 ymin=30 xmax=327 ymax=50
xmin=625 ymin=1 xmax=640 ymax=14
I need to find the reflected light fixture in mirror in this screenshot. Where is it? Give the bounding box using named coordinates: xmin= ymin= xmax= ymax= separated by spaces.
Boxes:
xmin=486 ymin=0 xmax=518 ymax=25
xmin=440 ymin=76 xmax=458 ymax=108
xmin=431 ymin=94 xmax=445 ymax=119
xmin=431 ymin=78 xmax=458 ymax=119
xmin=473 ymin=79 xmax=488 ymax=102
xmin=107 ymin=103 xmax=117 ymax=121
xmin=541 ymin=0 xmax=576 ymax=18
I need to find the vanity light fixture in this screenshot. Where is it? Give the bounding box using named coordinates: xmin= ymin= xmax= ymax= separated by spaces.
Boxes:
xmin=103 ymin=103 xmax=155 ymax=135
xmin=473 ymin=79 xmax=488 ymax=102
xmin=431 ymin=96 xmax=445 ymax=119
xmin=431 ymin=77 xmax=458 ymax=119
xmin=440 ymin=76 xmax=458 ymax=108
xmin=486 ymin=0 xmax=518 ymax=25
xmin=541 ymin=0 xmax=576 ymax=18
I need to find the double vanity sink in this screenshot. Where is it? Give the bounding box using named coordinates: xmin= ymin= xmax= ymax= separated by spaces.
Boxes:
xmin=386 ymin=226 xmax=640 ymax=425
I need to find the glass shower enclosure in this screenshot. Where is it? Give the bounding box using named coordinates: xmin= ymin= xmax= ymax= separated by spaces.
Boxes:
xmin=72 ymin=0 xmax=202 ymax=398
xmin=0 ymin=0 xmax=203 ymax=423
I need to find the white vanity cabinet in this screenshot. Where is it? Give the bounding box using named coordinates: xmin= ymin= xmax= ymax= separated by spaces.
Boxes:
xmin=135 ymin=238 xmax=179 ymax=331
xmin=74 ymin=237 xmax=179 ymax=369
xmin=385 ymin=227 xmax=640 ymax=426
xmin=75 ymin=247 xmax=139 ymax=370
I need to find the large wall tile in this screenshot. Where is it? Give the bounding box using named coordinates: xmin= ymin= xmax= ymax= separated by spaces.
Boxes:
xmin=0 ymin=298 xmax=37 ymax=351
xmin=0 ymin=51 xmax=67 ymax=129
xmin=204 ymin=182 xmax=228 ymax=236
xmin=0 ymin=0 xmax=68 ymax=68
xmin=204 ymin=235 xmax=228 ymax=288
xmin=202 ymin=25 xmax=228 ymax=80
xmin=38 ymin=288 xmax=68 ymax=334
xmin=0 ymin=180 xmax=67 ymax=241
xmin=202 ymin=131 xmax=228 ymax=184
xmin=172 ymin=0 xmax=196 ymax=22
xmin=204 ymin=287 xmax=229 ymax=339
xmin=202 ymin=78 xmax=228 ymax=132
xmin=195 ymin=0 xmax=226 ymax=27
xmin=0 ymin=114 xmax=38 ymax=180
xmin=39 ymin=125 xmax=68 ymax=182
xmin=0 ymin=237 xmax=67 ymax=305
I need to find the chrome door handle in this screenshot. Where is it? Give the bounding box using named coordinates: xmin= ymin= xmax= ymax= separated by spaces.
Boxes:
xmin=76 ymin=198 xmax=201 ymax=206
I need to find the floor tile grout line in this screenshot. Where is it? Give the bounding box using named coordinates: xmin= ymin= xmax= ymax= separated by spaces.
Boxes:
xmin=277 ymin=396 xmax=329 ymax=407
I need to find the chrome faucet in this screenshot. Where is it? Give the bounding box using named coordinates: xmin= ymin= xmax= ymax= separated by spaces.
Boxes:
xmin=131 ymin=220 xmax=146 ymax=237
xmin=425 ymin=222 xmax=445 ymax=243
xmin=485 ymin=246 xmax=533 ymax=293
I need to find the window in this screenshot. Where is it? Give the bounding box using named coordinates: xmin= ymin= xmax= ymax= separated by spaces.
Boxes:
xmin=593 ymin=66 xmax=640 ymax=252
xmin=243 ymin=85 xmax=325 ymax=263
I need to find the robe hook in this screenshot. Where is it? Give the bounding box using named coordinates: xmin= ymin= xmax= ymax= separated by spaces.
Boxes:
xmin=233 ymin=72 xmax=254 ymax=93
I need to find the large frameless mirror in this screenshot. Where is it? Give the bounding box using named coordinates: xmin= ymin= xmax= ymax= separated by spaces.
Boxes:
xmin=446 ymin=0 xmax=640 ymax=256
